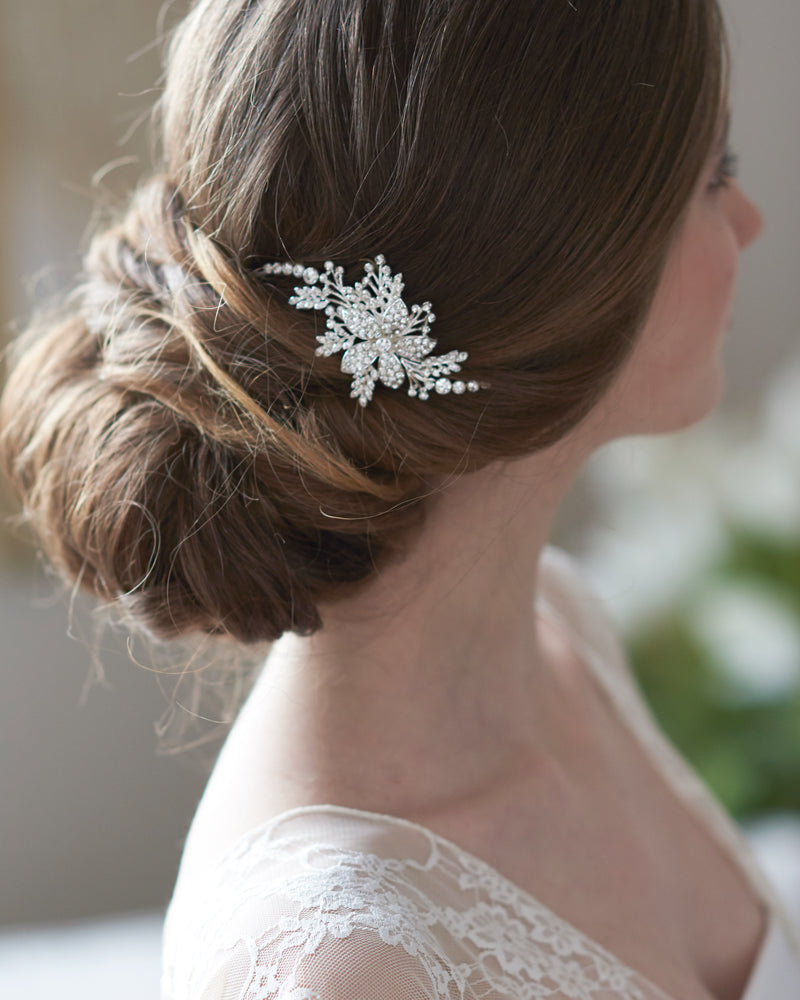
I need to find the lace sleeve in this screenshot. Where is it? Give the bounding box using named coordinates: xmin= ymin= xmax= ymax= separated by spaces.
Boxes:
xmin=177 ymin=915 xmax=643 ymax=1000
xmin=163 ymin=837 xmax=473 ymax=1000
xmin=191 ymin=927 xmax=464 ymax=1000
xmin=163 ymin=812 xmax=665 ymax=1000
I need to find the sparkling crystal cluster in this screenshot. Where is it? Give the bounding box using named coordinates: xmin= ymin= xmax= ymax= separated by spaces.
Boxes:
xmin=261 ymin=256 xmax=482 ymax=407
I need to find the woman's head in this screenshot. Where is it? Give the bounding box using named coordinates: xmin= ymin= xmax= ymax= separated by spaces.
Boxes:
xmin=1 ymin=0 xmax=732 ymax=644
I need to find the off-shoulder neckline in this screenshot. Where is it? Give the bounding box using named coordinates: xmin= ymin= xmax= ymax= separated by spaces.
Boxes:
xmin=178 ymin=547 xmax=778 ymax=1000
xmin=205 ymin=799 xmax=776 ymax=1000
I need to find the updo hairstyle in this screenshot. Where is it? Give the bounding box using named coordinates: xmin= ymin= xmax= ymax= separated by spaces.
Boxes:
xmin=0 ymin=0 xmax=727 ymax=644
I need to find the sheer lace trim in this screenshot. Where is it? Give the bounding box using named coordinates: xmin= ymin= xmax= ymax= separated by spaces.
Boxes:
xmin=164 ymin=807 xmax=665 ymax=999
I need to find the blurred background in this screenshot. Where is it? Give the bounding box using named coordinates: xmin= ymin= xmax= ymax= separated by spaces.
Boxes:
xmin=0 ymin=1 xmax=798 ymax=996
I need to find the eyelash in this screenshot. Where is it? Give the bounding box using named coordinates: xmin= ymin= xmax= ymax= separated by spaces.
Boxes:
xmin=708 ymin=147 xmax=739 ymax=192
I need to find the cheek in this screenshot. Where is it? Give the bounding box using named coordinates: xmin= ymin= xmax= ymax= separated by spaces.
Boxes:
xmin=676 ymin=230 xmax=739 ymax=338
xmin=592 ymin=216 xmax=741 ymax=438
xmin=645 ymin=224 xmax=739 ymax=426
xmin=645 ymin=218 xmax=739 ymax=381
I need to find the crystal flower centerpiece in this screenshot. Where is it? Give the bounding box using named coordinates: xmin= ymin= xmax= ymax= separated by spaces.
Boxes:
xmin=261 ymin=255 xmax=483 ymax=407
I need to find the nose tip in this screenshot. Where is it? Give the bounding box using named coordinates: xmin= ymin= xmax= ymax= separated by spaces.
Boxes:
xmin=737 ymin=185 xmax=765 ymax=248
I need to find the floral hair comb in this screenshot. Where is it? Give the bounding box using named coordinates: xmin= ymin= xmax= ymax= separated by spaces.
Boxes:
xmin=260 ymin=255 xmax=486 ymax=407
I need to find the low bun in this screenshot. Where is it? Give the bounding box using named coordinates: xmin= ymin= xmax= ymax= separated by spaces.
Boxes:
xmin=0 ymin=178 xmax=430 ymax=643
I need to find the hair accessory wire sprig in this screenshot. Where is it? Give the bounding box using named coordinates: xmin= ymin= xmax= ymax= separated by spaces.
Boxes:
xmin=260 ymin=255 xmax=486 ymax=407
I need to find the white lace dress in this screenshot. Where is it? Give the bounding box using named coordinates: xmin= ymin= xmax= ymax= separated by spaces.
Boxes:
xmin=161 ymin=548 xmax=800 ymax=1000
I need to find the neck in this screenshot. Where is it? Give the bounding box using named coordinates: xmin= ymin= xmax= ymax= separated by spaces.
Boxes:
xmin=247 ymin=435 xmax=597 ymax=818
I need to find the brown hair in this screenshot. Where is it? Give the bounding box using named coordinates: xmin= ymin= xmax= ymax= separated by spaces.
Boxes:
xmin=1 ymin=0 xmax=727 ymax=645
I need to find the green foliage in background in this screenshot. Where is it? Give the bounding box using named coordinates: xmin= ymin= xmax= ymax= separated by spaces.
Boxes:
xmin=628 ymin=528 xmax=800 ymax=822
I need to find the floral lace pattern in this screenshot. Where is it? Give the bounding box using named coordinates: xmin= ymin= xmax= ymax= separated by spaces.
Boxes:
xmin=163 ymin=808 xmax=660 ymax=1000
xmin=161 ymin=548 xmax=800 ymax=1000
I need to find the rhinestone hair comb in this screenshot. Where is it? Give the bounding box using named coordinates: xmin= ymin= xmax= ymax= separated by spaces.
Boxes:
xmin=260 ymin=255 xmax=485 ymax=407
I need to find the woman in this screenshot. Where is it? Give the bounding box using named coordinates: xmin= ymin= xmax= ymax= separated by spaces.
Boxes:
xmin=1 ymin=0 xmax=798 ymax=997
